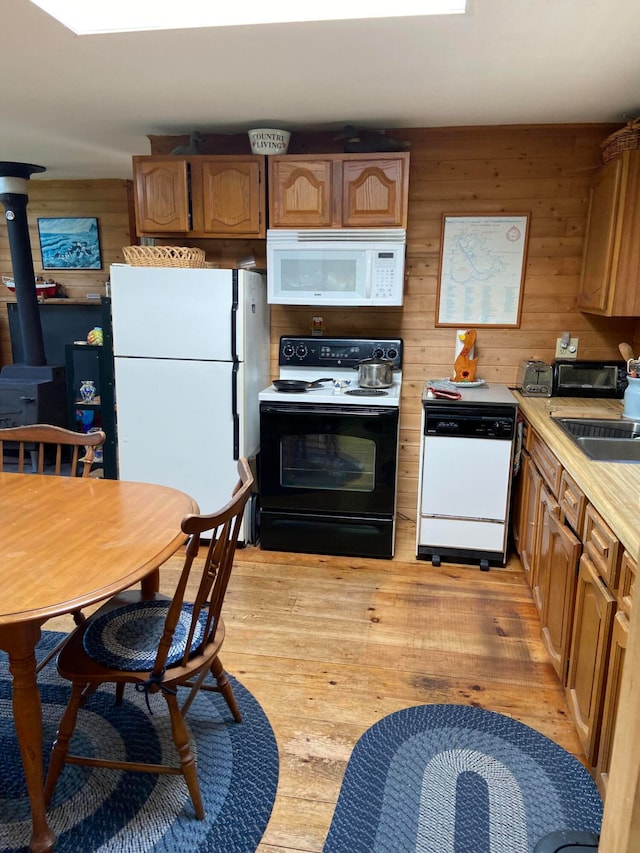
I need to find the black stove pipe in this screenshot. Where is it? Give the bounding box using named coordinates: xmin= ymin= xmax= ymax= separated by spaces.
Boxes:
xmin=0 ymin=161 xmax=47 ymax=366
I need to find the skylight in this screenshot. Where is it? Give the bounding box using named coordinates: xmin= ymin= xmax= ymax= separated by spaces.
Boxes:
xmin=29 ymin=1 xmax=466 ymax=35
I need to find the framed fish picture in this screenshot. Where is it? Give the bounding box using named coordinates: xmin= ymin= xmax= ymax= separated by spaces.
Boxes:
xmin=37 ymin=217 xmax=102 ymax=270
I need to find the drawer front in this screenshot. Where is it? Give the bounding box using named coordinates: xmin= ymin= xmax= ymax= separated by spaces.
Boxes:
xmin=559 ymin=469 xmax=586 ymax=535
xmin=530 ymin=430 xmax=562 ymax=496
xmin=618 ymin=551 xmax=636 ymax=617
xmin=583 ymin=503 xmax=621 ymax=591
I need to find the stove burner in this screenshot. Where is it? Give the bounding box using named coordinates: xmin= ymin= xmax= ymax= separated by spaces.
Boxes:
xmin=345 ymin=388 xmax=389 ymax=397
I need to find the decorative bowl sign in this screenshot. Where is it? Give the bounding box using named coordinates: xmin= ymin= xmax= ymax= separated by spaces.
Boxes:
xmin=248 ymin=128 xmax=290 ymax=155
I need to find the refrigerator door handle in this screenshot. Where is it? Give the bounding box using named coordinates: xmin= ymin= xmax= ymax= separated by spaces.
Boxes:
xmin=231 ymin=270 xmax=239 ymax=362
xmin=231 ymin=359 xmax=240 ymax=460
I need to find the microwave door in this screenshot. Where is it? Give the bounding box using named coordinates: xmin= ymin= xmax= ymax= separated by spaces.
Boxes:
xmin=268 ymin=247 xmax=369 ymax=305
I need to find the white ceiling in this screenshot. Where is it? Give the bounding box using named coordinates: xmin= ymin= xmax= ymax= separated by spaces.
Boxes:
xmin=3 ymin=0 xmax=640 ymax=180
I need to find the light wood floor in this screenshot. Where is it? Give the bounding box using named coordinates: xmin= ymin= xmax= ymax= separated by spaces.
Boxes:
xmin=49 ymin=519 xmax=586 ymax=852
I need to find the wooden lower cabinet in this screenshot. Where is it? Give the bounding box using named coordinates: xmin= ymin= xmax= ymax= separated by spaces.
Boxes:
xmin=558 ymin=469 xmax=586 ymax=536
xmin=533 ymin=482 xmax=559 ymax=613
xmin=595 ymin=610 xmax=629 ymax=796
xmin=565 ymin=553 xmax=616 ymax=764
xmin=516 ymin=451 xmax=543 ymax=589
xmin=583 ymin=503 xmax=621 ymax=591
xmin=537 ymin=489 xmax=582 ymax=682
xmin=595 ymin=550 xmax=635 ymax=799
xmin=514 ymin=416 xmax=633 ymax=781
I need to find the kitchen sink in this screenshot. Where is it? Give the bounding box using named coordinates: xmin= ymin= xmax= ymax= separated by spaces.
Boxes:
xmin=554 ymin=417 xmax=640 ymax=463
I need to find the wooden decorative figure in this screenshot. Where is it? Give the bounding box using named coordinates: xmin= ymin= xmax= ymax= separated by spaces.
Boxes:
xmin=452 ymin=329 xmax=478 ymax=382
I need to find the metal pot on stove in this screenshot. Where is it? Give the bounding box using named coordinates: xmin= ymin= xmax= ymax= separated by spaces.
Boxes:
xmin=354 ymin=358 xmax=395 ymax=389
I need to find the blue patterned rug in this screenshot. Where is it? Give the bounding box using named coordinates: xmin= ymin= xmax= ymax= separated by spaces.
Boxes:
xmin=0 ymin=631 xmax=278 ymax=852
xmin=324 ymin=704 xmax=602 ymax=853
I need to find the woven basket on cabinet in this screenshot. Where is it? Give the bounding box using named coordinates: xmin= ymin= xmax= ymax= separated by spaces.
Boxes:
xmin=601 ymin=118 xmax=640 ymax=163
xmin=122 ymin=246 xmax=206 ymax=268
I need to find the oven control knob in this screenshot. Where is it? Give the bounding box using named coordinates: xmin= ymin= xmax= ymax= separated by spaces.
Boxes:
xmin=295 ymin=344 xmax=308 ymax=359
xmin=282 ymin=343 xmax=295 ymax=358
xmin=373 ymin=347 xmax=384 ymax=359
xmin=387 ymin=347 xmax=398 ymax=360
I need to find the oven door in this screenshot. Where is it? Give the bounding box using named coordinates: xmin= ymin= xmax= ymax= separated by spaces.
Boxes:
xmin=259 ymin=402 xmax=399 ymax=516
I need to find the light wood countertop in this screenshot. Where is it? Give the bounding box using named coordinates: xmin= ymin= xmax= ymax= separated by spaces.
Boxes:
xmin=514 ymin=393 xmax=640 ymax=562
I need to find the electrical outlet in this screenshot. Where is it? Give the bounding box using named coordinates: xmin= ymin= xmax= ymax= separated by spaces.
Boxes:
xmin=555 ymin=337 xmax=579 ymax=359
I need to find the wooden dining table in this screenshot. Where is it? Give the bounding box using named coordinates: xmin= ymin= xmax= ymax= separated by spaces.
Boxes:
xmin=0 ymin=472 xmax=198 ymax=852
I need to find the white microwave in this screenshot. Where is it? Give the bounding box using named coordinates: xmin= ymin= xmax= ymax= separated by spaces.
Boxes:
xmin=266 ymin=228 xmax=406 ymax=306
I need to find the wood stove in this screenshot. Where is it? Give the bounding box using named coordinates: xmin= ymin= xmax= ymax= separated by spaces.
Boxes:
xmin=0 ymin=162 xmax=66 ymax=428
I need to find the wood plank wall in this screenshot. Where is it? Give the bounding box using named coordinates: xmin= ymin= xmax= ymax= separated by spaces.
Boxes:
xmin=2 ymin=127 xmax=639 ymax=523
xmin=0 ymin=179 xmax=134 ymax=366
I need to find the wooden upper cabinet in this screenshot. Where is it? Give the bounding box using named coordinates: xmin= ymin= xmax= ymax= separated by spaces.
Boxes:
xmin=269 ymin=152 xmax=410 ymax=229
xmin=191 ymin=158 xmax=265 ymax=237
xmin=268 ymin=158 xmax=334 ymax=227
xmin=341 ymin=158 xmax=408 ymax=227
xmin=133 ymin=157 xmax=190 ymax=233
xmin=132 ymin=155 xmax=266 ymax=239
xmin=578 ymin=150 xmax=640 ymax=316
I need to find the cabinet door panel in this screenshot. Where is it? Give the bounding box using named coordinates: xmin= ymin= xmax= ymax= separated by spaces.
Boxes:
xmin=533 ymin=483 xmax=560 ymax=614
xmin=565 ymin=553 xmax=616 ymax=764
xmin=133 ymin=158 xmax=189 ymax=233
xmin=578 ymin=157 xmax=622 ymax=314
xmin=269 ymin=160 xmax=333 ymax=227
xmin=539 ymin=503 xmax=581 ymax=682
xmin=512 ymin=448 xmax=528 ymax=557
xmin=578 ymin=149 xmax=640 ymax=316
xmin=595 ymin=610 xmax=628 ymax=797
xmin=193 ymin=159 xmax=264 ymax=237
xmin=342 ymin=158 xmax=407 ymax=227
xmin=518 ymin=452 xmax=543 ymax=588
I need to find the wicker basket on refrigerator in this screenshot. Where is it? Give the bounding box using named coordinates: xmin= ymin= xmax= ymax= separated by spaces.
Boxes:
xmin=601 ymin=118 xmax=640 ymax=164
xmin=122 ymin=246 xmax=206 ymax=268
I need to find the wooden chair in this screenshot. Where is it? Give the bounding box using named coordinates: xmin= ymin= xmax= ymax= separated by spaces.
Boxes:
xmin=43 ymin=457 xmax=254 ymax=820
xmin=0 ymin=423 xmax=105 ymax=477
xmin=0 ymin=424 xmax=107 ymax=672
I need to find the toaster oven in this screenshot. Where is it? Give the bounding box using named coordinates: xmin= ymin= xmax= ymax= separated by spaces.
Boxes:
xmin=552 ymin=360 xmax=628 ymax=398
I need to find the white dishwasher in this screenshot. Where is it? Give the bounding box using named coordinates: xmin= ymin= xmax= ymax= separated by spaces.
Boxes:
xmin=416 ymin=382 xmax=518 ymax=570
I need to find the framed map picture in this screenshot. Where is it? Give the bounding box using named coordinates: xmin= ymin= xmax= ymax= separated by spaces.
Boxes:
xmin=37 ymin=217 xmax=102 ymax=270
xmin=435 ymin=213 xmax=530 ymax=327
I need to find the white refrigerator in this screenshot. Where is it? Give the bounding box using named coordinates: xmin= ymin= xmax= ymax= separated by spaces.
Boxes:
xmin=110 ymin=265 xmax=270 ymax=538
